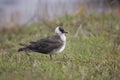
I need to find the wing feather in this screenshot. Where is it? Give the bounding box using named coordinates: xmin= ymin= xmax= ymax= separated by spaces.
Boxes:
xmin=26 ymin=36 xmax=63 ymax=54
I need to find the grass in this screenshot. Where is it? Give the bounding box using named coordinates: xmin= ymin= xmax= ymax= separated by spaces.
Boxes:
xmin=0 ymin=14 xmax=120 ymax=80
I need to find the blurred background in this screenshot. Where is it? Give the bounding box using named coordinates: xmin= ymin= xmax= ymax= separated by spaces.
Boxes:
xmin=0 ymin=0 xmax=120 ymax=80
xmin=0 ymin=0 xmax=120 ymax=27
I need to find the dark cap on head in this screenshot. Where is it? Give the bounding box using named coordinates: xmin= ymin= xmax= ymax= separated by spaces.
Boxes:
xmin=59 ymin=27 xmax=68 ymax=34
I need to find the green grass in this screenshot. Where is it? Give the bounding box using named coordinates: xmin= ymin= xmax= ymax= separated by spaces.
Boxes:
xmin=0 ymin=14 xmax=120 ymax=80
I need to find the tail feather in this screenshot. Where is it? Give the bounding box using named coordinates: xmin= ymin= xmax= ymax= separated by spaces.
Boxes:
xmin=18 ymin=43 xmax=30 ymax=52
xmin=18 ymin=43 xmax=32 ymax=52
xmin=18 ymin=47 xmax=30 ymax=52
xmin=18 ymin=48 xmax=25 ymax=52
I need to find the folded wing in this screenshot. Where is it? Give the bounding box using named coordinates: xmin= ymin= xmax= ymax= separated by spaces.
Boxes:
xmin=18 ymin=36 xmax=63 ymax=54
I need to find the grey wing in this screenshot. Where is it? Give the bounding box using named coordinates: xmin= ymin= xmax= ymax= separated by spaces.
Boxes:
xmin=27 ymin=38 xmax=63 ymax=53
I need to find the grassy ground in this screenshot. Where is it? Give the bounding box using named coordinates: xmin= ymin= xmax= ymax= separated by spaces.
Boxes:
xmin=0 ymin=14 xmax=120 ymax=80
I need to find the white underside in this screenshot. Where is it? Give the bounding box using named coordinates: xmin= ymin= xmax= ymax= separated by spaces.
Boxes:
xmin=56 ymin=42 xmax=66 ymax=53
xmin=56 ymin=34 xmax=66 ymax=53
xmin=51 ymin=29 xmax=67 ymax=54
xmin=51 ymin=40 xmax=66 ymax=54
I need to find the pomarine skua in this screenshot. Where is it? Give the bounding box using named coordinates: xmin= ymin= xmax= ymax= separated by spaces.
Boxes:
xmin=18 ymin=27 xmax=68 ymax=60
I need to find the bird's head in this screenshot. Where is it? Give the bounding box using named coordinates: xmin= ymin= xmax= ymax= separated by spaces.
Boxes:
xmin=55 ymin=26 xmax=68 ymax=35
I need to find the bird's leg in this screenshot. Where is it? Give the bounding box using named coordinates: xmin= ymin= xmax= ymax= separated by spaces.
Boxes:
xmin=50 ymin=54 xmax=53 ymax=60
xmin=25 ymin=52 xmax=33 ymax=64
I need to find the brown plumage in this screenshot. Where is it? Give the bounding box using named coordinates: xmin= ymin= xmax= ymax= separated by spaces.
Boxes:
xmin=18 ymin=35 xmax=63 ymax=54
xmin=18 ymin=27 xmax=68 ymax=60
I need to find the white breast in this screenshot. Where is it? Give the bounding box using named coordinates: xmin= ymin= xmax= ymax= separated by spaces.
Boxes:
xmin=57 ymin=42 xmax=66 ymax=53
xmin=57 ymin=34 xmax=66 ymax=53
xmin=51 ymin=41 xmax=66 ymax=54
xmin=52 ymin=34 xmax=66 ymax=54
xmin=60 ymin=34 xmax=66 ymax=42
xmin=56 ymin=34 xmax=66 ymax=53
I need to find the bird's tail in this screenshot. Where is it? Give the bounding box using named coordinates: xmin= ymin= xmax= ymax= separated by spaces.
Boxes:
xmin=18 ymin=47 xmax=27 ymax=52
xmin=18 ymin=43 xmax=29 ymax=52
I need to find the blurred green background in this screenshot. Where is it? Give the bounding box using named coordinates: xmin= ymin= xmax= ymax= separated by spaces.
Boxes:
xmin=0 ymin=0 xmax=120 ymax=80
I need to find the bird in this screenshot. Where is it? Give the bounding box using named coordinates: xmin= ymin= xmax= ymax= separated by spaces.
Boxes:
xmin=18 ymin=26 xmax=68 ymax=60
